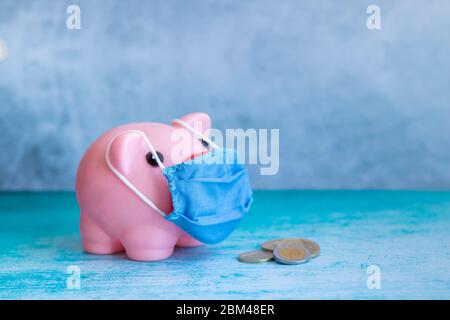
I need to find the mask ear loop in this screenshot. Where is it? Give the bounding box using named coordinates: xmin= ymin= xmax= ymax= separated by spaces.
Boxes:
xmin=172 ymin=118 xmax=220 ymax=150
xmin=105 ymin=130 xmax=167 ymax=217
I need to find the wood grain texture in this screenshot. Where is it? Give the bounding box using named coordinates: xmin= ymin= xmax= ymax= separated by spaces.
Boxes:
xmin=0 ymin=191 xmax=449 ymax=299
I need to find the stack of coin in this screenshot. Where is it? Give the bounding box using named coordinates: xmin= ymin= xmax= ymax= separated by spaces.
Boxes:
xmin=238 ymin=238 xmax=320 ymax=265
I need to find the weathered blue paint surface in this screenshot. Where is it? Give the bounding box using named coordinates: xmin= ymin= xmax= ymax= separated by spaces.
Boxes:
xmin=0 ymin=191 xmax=449 ymax=299
xmin=2 ymin=1 xmax=450 ymax=190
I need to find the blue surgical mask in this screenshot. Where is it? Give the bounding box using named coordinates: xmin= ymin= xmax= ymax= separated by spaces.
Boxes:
xmin=163 ymin=147 xmax=252 ymax=244
xmin=105 ymin=119 xmax=253 ymax=245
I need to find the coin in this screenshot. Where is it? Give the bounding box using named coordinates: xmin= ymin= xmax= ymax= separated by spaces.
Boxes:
xmin=301 ymin=239 xmax=320 ymax=258
xmin=262 ymin=238 xmax=320 ymax=258
xmin=273 ymin=241 xmax=311 ymax=265
xmin=238 ymin=250 xmax=274 ymax=263
xmin=261 ymin=239 xmax=286 ymax=251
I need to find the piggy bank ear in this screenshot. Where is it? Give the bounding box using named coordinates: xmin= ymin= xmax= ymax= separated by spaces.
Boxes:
xmin=106 ymin=131 xmax=148 ymax=175
xmin=172 ymin=112 xmax=211 ymax=134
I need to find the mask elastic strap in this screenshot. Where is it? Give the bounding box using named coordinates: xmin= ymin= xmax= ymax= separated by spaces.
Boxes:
xmin=105 ymin=130 xmax=167 ymax=217
xmin=172 ymin=118 xmax=220 ymax=150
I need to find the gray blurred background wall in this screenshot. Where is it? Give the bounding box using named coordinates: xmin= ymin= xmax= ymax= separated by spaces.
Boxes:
xmin=0 ymin=0 xmax=449 ymax=190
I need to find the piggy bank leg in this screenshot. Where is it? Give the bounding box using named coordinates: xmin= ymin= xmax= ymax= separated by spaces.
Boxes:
xmin=80 ymin=213 xmax=124 ymax=254
xmin=176 ymin=234 xmax=204 ymax=248
xmin=121 ymin=226 xmax=178 ymax=261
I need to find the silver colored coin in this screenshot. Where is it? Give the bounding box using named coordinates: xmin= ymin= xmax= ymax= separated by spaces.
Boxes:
xmin=273 ymin=240 xmax=311 ymax=265
xmin=238 ymin=250 xmax=274 ymax=263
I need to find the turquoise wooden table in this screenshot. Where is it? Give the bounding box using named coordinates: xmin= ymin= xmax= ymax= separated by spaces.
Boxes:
xmin=0 ymin=191 xmax=449 ymax=299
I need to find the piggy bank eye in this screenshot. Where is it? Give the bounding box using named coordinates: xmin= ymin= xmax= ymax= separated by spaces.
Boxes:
xmin=146 ymin=151 xmax=164 ymax=167
xmin=199 ymin=138 xmax=210 ymax=149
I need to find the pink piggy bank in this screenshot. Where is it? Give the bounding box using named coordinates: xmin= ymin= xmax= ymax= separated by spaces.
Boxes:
xmin=76 ymin=113 xmax=216 ymax=261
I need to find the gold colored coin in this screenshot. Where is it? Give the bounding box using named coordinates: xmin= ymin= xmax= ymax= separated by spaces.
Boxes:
xmin=278 ymin=247 xmax=307 ymax=260
xmin=273 ymin=241 xmax=311 ymax=265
